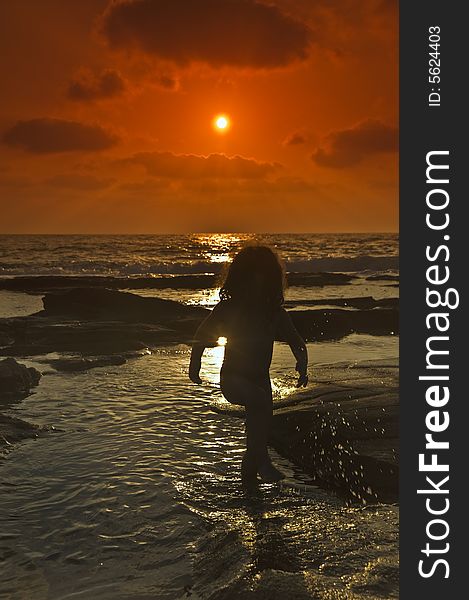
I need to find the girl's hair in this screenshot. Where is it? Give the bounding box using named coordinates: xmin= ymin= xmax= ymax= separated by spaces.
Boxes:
xmin=219 ymin=244 xmax=286 ymax=308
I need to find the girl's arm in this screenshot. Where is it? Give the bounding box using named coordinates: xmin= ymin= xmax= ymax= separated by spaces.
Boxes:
xmin=189 ymin=303 xmax=225 ymax=384
xmin=277 ymin=308 xmax=308 ymax=387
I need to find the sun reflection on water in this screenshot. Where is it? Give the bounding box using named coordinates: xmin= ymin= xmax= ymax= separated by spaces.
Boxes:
xmin=190 ymin=233 xmax=252 ymax=266
xmin=209 ymin=253 xmax=231 ymax=263
xmin=186 ymin=287 xmax=221 ymax=307
xmin=203 ymin=344 xmax=226 ymax=385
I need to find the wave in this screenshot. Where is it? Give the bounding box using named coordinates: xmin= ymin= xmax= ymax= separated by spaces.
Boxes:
xmin=286 ymin=255 xmax=398 ymax=273
xmin=0 ymin=255 xmax=398 ymax=278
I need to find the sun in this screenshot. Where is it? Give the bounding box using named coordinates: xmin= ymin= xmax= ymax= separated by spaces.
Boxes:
xmin=216 ymin=116 xmax=228 ymax=129
xmin=213 ymin=114 xmax=230 ymax=132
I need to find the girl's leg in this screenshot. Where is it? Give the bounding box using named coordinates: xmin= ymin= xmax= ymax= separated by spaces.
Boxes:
xmin=220 ymin=373 xmax=269 ymax=460
xmin=220 ymin=373 xmax=284 ymax=482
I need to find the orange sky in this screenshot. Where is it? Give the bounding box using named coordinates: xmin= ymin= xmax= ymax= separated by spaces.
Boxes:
xmin=0 ymin=0 xmax=398 ymax=233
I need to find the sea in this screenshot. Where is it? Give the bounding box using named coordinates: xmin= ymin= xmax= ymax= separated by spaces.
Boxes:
xmin=0 ymin=233 xmax=399 ymax=599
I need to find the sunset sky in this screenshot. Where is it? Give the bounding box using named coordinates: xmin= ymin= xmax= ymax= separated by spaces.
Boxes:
xmin=0 ymin=0 xmax=398 ymax=233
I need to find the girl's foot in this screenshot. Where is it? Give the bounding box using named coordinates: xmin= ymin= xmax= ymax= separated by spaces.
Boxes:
xmin=241 ymin=452 xmax=258 ymax=484
xmin=257 ymin=461 xmax=286 ymax=483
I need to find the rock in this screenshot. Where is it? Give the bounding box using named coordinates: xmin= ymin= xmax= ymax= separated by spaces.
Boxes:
xmin=0 ymin=288 xmax=398 ymax=359
xmin=0 ymin=329 xmax=15 ymax=349
xmin=0 ymin=287 xmax=207 ymax=356
xmin=0 ymin=359 xmax=44 ymax=456
xmin=365 ymin=274 xmax=399 ymax=282
xmin=285 ymin=296 xmax=398 ymax=310
xmin=0 ymin=272 xmax=356 ymax=294
xmin=0 ymin=357 xmax=41 ymax=397
xmin=40 ymin=289 xmax=397 ymax=341
xmin=0 ymin=275 xmax=217 ymax=293
xmin=0 ymin=317 xmax=187 ymax=357
xmin=1 ymin=288 xmax=206 ymax=356
xmin=0 ymin=414 xmax=49 ymax=456
xmin=269 ymin=363 xmax=399 ymax=503
xmin=288 ymin=308 xmax=398 ymax=341
xmin=49 ymin=355 xmax=127 ymax=372
xmin=49 ymin=349 xmax=150 ymax=372
xmin=42 ymin=287 xmax=208 ymax=323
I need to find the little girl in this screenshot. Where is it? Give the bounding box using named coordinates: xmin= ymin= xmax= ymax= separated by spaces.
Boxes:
xmin=189 ymin=245 xmax=308 ymax=483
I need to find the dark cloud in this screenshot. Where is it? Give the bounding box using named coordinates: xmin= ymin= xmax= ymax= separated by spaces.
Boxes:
xmin=154 ymin=74 xmax=180 ymax=91
xmin=283 ymin=131 xmax=308 ymax=146
xmin=67 ymin=69 xmax=126 ymax=102
xmin=120 ymin=151 xmax=281 ymax=179
xmin=311 ymin=119 xmax=398 ymax=168
xmin=2 ymin=118 xmax=119 ymax=153
xmin=45 ymin=174 xmax=115 ymax=190
xmin=100 ymin=0 xmax=313 ymax=68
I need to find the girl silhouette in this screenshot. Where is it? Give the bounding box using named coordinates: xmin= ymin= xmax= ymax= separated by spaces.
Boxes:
xmin=189 ymin=245 xmax=308 ymax=483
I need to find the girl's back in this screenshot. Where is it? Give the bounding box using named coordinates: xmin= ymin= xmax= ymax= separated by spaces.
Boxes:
xmin=216 ymin=300 xmax=278 ymax=379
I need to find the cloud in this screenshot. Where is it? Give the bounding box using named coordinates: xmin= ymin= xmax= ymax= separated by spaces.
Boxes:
xmin=100 ymin=0 xmax=313 ymax=69
xmin=153 ymin=74 xmax=180 ymax=91
xmin=67 ymin=69 xmax=126 ymax=102
xmin=283 ymin=131 xmax=308 ymax=146
xmin=311 ymin=119 xmax=398 ymax=168
xmin=2 ymin=118 xmax=119 ymax=153
xmin=44 ymin=174 xmax=115 ymax=190
xmin=120 ymin=151 xmax=281 ymax=179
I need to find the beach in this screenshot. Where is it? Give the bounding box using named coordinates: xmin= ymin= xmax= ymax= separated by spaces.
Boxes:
xmin=0 ymin=233 xmax=399 ymax=599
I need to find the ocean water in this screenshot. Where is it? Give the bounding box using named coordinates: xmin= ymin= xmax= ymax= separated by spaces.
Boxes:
xmin=0 ymin=233 xmax=398 ymax=277
xmin=0 ymin=234 xmax=399 ymax=599
xmin=0 ymin=232 xmax=398 ymax=314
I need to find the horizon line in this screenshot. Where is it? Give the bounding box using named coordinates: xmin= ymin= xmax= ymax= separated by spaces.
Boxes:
xmin=0 ymin=231 xmax=399 ymax=236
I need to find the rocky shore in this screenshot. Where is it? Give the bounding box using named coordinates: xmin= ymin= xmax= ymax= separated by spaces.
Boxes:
xmin=0 ymin=272 xmax=358 ymax=293
xmin=0 ymin=287 xmax=398 ymax=356
xmin=0 ymin=286 xmax=398 ymax=502
xmin=0 ymin=357 xmax=44 ymax=455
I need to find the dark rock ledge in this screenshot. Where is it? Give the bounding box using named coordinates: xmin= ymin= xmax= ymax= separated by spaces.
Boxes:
xmin=0 ymin=357 xmax=44 ymax=455
xmin=0 ymin=413 xmax=46 ymax=456
xmin=0 ymin=272 xmax=357 ymax=293
xmin=0 ymin=288 xmax=398 ymax=359
xmin=270 ymin=371 xmax=398 ymax=503
xmin=0 ymin=357 xmax=41 ymax=396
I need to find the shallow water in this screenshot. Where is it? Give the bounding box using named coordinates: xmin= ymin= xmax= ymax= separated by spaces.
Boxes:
xmin=0 ymin=290 xmax=43 ymax=318
xmin=0 ymin=341 xmax=398 ymax=599
xmin=126 ymin=277 xmax=398 ymax=308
